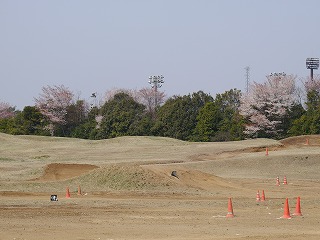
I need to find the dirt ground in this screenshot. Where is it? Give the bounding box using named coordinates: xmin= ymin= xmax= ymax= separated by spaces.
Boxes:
xmin=0 ymin=133 xmax=320 ymax=240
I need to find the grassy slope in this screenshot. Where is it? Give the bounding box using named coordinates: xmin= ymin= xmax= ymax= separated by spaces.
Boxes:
xmin=1 ymin=132 xmax=319 ymax=194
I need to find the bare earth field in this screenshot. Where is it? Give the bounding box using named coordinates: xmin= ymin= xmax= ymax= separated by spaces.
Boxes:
xmin=0 ymin=133 xmax=320 ymax=240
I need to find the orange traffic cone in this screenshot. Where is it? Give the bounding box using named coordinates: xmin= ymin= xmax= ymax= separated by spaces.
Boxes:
xmin=281 ymin=198 xmax=291 ymax=219
xmin=261 ymin=190 xmax=266 ymax=201
xmin=283 ymin=176 xmax=288 ymax=185
xmin=256 ymin=190 xmax=261 ymax=202
xmin=66 ymin=186 xmax=71 ymax=198
xmin=293 ymin=197 xmax=302 ymax=216
xmin=265 ymin=147 xmax=269 ymax=156
xmin=276 ymin=176 xmax=280 ymax=186
xmin=305 ymin=138 xmax=309 ymax=145
xmin=226 ymin=197 xmax=235 ymax=218
xmin=77 ymin=185 xmax=82 ymax=195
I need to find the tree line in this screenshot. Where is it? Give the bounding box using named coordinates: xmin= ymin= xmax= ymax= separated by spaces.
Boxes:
xmin=1 ymin=74 xmax=320 ymax=141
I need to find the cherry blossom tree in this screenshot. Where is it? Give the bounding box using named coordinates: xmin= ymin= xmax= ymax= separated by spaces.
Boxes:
xmin=240 ymin=73 xmax=297 ymax=138
xmin=0 ymin=102 xmax=15 ymax=119
xmin=34 ymin=85 xmax=74 ymax=135
xmin=304 ymin=74 xmax=320 ymax=93
xmin=138 ymin=87 xmax=166 ymax=115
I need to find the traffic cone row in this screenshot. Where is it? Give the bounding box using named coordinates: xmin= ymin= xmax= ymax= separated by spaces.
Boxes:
xmin=65 ymin=185 xmax=83 ymax=198
xmin=226 ymin=195 xmax=302 ymax=219
xmin=281 ymin=197 xmax=302 ymax=219
xmin=226 ymin=174 xmax=302 ymax=219
xmin=276 ymin=176 xmax=288 ymax=186
xmin=256 ymin=190 xmax=266 ymax=202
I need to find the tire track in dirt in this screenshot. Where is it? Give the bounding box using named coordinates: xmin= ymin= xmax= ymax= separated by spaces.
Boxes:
xmin=32 ymin=163 xmax=99 ymax=182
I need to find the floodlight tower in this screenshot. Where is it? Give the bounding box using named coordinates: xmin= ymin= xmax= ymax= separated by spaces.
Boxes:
xmin=306 ymin=58 xmax=319 ymax=80
xmin=269 ymin=72 xmax=286 ymax=77
xmin=244 ymin=66 xmax=250 ymax=93
xmin=90 ymin=92 xmax=97 ymax=108
xmin=148 ymin=75 xmax=164 ymax=107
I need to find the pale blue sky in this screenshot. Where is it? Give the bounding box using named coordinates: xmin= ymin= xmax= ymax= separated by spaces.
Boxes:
xmin=1 ymin=0 xmax=320 ymax=110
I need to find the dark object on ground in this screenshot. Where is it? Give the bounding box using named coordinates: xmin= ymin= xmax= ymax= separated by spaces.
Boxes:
xmin=50 ymin=195 xmax=58 ymax=201
xmin=171 ymin=171 xmax=179 ymax=179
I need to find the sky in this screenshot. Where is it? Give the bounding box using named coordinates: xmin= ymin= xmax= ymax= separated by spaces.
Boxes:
xmin=1 ymin=0 xmax=320 ymax=110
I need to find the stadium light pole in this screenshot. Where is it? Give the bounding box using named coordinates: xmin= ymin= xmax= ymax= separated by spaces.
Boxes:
xmin=90 ymin=92 xmax=97 ymax=108
xmin=148 ymin=75 xmax=164 ymax=107
xmin=306 ymin=58 xmax=319 ymax=80
xmin=269 ymin=72 xmax=286 ymax=77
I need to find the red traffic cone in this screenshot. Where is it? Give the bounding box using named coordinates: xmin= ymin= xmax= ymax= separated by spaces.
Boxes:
xmin=226 ymin=197 xmax=235 ymax=218
xmin=293 ymin=197 xmax=302 ymax=216
xmin=261 ymin=190 xmax=266 ymax=201
xmin=283 ymin=176 xmax=288 ymax=185
xmin=256 ymin=190 xmax=261 ymax=202
xmin=77 ymin=185 xmax=82 ymax=195
xmin=276 ymin=176 xmax=280 ymax=186
xmin=66 ymin=186 xmax=71 ymax=198
xmin=265 ymin=147 xmax=269 ymax=156
xmin=281 ymin=198 xmax=291 ymax=219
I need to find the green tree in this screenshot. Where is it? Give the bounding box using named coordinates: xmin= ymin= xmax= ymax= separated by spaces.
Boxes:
xmin=55 ymin=100 xmax=88 ymax=137
xmin=192 ymin=102 xmax=221 ymax=141
xmin=0 ymin=106 xmax=48 ymax=135
xmin=0 ymin=117 xmax=14 ymax=134
xmin=152 ymin=91 xmax=213 ymax=140
xmin=283 ymin=103 xmax=305 ymax=136
xmin=18 ymin=106 xmax=48 ymax=135
xmin=97 ymin=92 xmax=147 ymax=139
xmin=71 ymin=106 xmax=99 ymax=139
xmin=215 ymin=89 xmax=245 ymax=141
xmin=193 ymin=89 xmax=245 ymax=141
xmin=289 ymin=90 xmax=320 ymax=135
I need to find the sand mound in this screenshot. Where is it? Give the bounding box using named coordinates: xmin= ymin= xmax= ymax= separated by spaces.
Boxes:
xmin=280 ymin=135 xmax=320 ymax=146
xmin=34 ymin=163 xmax=99 ymax=182
xmin=142 ymin=164 xmax=240 ymax=191
xmin=223 ymin=135 xmax=320 ymax=154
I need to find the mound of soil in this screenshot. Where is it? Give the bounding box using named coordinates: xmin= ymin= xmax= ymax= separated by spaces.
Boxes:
xmin=34 ymin=163 xmax=99 ymax=182
xmin=142 ymin=165 xmax=241 ymax=191
xmin=280 ymin=135 xmax=320 ymax=146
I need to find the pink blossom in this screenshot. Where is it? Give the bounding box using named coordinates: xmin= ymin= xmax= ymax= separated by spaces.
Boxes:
xmin=240 ymin=74 xmax=297 ymax=137
xmin=0 ymin=102 xmax=15 ymax=119
xmin=34 ymin=85 xmax=74 ymax=135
